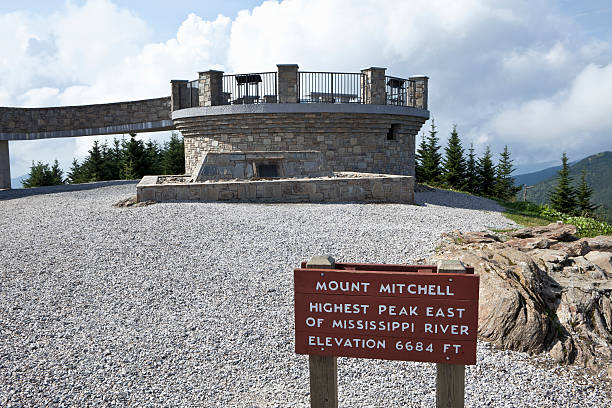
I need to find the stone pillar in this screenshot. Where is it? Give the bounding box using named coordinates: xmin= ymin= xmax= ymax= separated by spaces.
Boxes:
xmin=410 ymin=75 xmax=429 ymax=110
xmin=198 ymin=70 xmax=224 ymax=107
xmin=0 ymin=140 xmax=11 ymax=190
xmin=277 ymin=64 xmax=299 ymax=103
xmin=170 ymin=80 xmax=188 ymax=111
xmin=361 ymin=67 xmax=386 ymax=105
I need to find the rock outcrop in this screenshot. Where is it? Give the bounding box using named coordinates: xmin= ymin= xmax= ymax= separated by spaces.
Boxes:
xmin=430 ymin=223 xmax=612 ymax=376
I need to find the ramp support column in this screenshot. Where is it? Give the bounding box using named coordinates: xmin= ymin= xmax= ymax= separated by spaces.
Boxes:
xmin=0 ymin=141 xmax=10 ymax=190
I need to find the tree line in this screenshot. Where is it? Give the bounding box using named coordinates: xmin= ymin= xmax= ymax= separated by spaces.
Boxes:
xmin=22 ymin=132 xmax=185 ymax=187
xmin=415 ymin=120 xmax=521 ymax=200
xmin=416 ymin=121 xmax=598 ymax=217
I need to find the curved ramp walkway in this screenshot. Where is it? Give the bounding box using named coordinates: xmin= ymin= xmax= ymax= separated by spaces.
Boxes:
xmin=0 ymin=97 xmax=174 ymax=189
xmin=0 ymin=97 xmax=173 ymax=140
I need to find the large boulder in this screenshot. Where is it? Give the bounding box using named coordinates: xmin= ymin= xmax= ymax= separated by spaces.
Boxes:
xmin=429 ymin=229 xmax=612 ymax=376
xmin=586 ymin=236 xmax=612 ymax=252
xmin=509 ymin=222 xmax=577 ymax=240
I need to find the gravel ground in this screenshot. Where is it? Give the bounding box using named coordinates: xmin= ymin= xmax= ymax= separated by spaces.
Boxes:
xmin=0 ymin=182 xmax=610 ymax=407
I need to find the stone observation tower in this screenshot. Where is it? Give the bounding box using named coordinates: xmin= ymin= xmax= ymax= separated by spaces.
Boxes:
xmin=0 ymin=64 xmax=428 ymax=191
xmin=171 ymin=65 xmax=429 ymax=178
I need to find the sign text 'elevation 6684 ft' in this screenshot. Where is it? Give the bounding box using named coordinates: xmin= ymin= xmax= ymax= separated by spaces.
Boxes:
xmin=294 ymin=262 xmax=480 ymax=365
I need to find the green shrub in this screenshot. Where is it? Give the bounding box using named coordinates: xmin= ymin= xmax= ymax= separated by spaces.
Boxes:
xmin=539 ymin=205 xmax=612 ymax=237
xmin=499 ymin=199 xmax=612 ymax=237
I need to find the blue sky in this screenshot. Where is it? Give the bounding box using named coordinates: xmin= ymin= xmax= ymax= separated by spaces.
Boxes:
xmin=2 ymin=0 xmax=612 ymax=179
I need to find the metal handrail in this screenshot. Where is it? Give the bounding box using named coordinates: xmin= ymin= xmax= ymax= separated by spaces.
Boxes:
xmin=386 ymin=75 xmax=415 ymax=107
xmin=222 ymin=72 xmax=277 ymax=105
xmin=299 ymin=71 xmax=364 ymax=104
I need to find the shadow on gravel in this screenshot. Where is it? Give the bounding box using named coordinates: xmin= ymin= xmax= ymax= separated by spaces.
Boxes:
xmin=415 ymin=188 xmax=504 ymax=212
xmin=0 ymin=180 xmax=138 ymax=201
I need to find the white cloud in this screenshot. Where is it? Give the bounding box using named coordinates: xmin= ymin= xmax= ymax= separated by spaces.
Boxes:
xmin=487 ymin=62 xmax=612 ymax=162
xmin=2 ymin=0 xmax=612 ymax=178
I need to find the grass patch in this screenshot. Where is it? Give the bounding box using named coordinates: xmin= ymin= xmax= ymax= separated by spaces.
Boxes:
xmin=498 ymin=200 xmax=552 ymax=228
xmin=497 ymin=200 xmax=612 ymax=237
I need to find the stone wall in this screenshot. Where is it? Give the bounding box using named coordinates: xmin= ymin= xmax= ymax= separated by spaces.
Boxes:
xmin=0 ymin=97 xmax=171 ymax=139
xmin=176 ymin=112 xmax=425 ymax=176
xmin=192 ymin=151 xmax=332 ymax=181
xmin=137 ymin=172 xmax=414 ymax=204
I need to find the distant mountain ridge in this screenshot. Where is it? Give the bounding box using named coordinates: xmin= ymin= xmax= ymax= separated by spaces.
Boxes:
xmin=514 ymin=159 xmax=580 ymax=187
xmin=11 ymin=175 xmax=27 ymax=189
xmin=514 ymin=165 xmax=562 ymax=187
xmin=518 ymin=151 xmax=612 ymax=222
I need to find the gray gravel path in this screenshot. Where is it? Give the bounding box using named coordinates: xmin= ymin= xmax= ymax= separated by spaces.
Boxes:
xmin=0 ymin=182 xmax=609 ymax=407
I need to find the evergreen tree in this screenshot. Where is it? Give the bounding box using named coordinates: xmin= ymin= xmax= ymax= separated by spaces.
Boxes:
xmin=415 ymin=132 xmax=427 ymax=183
xmin=121 ymin=133 xmax=146 ymax=179
xmin=82 ymin=140 xmax=105 ymax=181
xmin=22 ymin=160 xmax=65 ymax=188
xmin=66 ymin=158 xmax=88 ymax=184
xmin=442 ymin=124 xmax=466 ymax=190
xmin=121 ymin=158 xmax=137 ymax=180
xmin=145 ymin=140 xmax=161 ymax=175
xmin=465 ymin=143 xmax=478 ymax=194
xmin=576 ymin=169 xmax=599 ymax=216
xmin=419 ymin=120 xmax=443 ymax=184
xmin=161 ymin=131 xmax=185 ymax=175
xmin=101 ymin=138 xmax=123 ymax=181
xmin=477 ymin=146 xmax=496 ymax=197
xmin=494 ymin=145 xmax=521 ymax=200
xmin=549 ymin=153 xmax=577 ymax=214
xmin=49 ymin=160 xmax=64 ymax=185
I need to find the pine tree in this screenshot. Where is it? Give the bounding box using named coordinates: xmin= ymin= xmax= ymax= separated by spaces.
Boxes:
xmin=442 ymin=124 xmax=466 ymax=190
xmin=548 ymin=153 xmax=577 ymax=214
xmin=101 ymin=138 xmax=122 ymax=181
xmin=83 ymin=140 xmax=105 ymax=181
xmin=49 ymin=160 xmax=64 ymax=185
xmin=67 ymin=159 xmax=86 ymax=184
xmin=22 ymin=160 xmax=65 ymax=188
xmin=419 ymin=120 xmax=443 ymax=184
xmin=576 ymin=169 xmax=599 ymax=216
xmin=121 ymin=133 xmax=147 ymax=179
xmin=415 ymin=132 xmax=427 ymax=183
xmin=145 ymin=140 xmax=161 ymax=175
xmin=121 ymin=158 xmax=137 ymax=180
xmin=162 ymin=131 xmax=185 ymax=175
xmin=494 ymin=145 xmax=521 ymax=200
xmin=477 ymin=146 xmax=496 ymax=197
xmin=465 ymin=143 xmax=478 ymax=194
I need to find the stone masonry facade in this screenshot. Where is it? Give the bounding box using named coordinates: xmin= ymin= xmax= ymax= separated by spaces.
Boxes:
xmin=176 ymin=112 xmax=426 ymax=177
xmin=192 ymin=151 xmax=332 ymax=182
xmin=137 ymin=173 xmax=414 ymax=204
xmin=0 ymin=97 xmax=171 ymax=137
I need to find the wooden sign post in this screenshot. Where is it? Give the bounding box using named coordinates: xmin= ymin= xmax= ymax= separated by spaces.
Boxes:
xmin=295 ymin=256 xmax=478 ymax=408
xmin=305 ymin=256 xmax=338 ymax=408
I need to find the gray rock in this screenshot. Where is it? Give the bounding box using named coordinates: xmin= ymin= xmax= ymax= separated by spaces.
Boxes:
xmin=431 ymin=232 xmax=612 ymax=377
xmin=585 ymin=251 xmax=612 ymax=277
xmin=509 ymin=222 xmax=577 ymax=240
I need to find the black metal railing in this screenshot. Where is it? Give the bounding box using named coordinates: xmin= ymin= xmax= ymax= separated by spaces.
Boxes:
xmin=386 ymin=76 xmax=415 ymax=107
xmin=186 ymin=79 xmax=199 ymax=108
xmin=222 ymin=72 xmax=277 ymax=105
xmin=176 ymin=80 xmax=199 ymax=109
xmin=299 ymin=72 xmax=364 ymax=104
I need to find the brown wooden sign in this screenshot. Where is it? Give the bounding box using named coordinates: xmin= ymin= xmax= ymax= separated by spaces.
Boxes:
xmin=294 ymin=263 xmax=479 ymax=365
